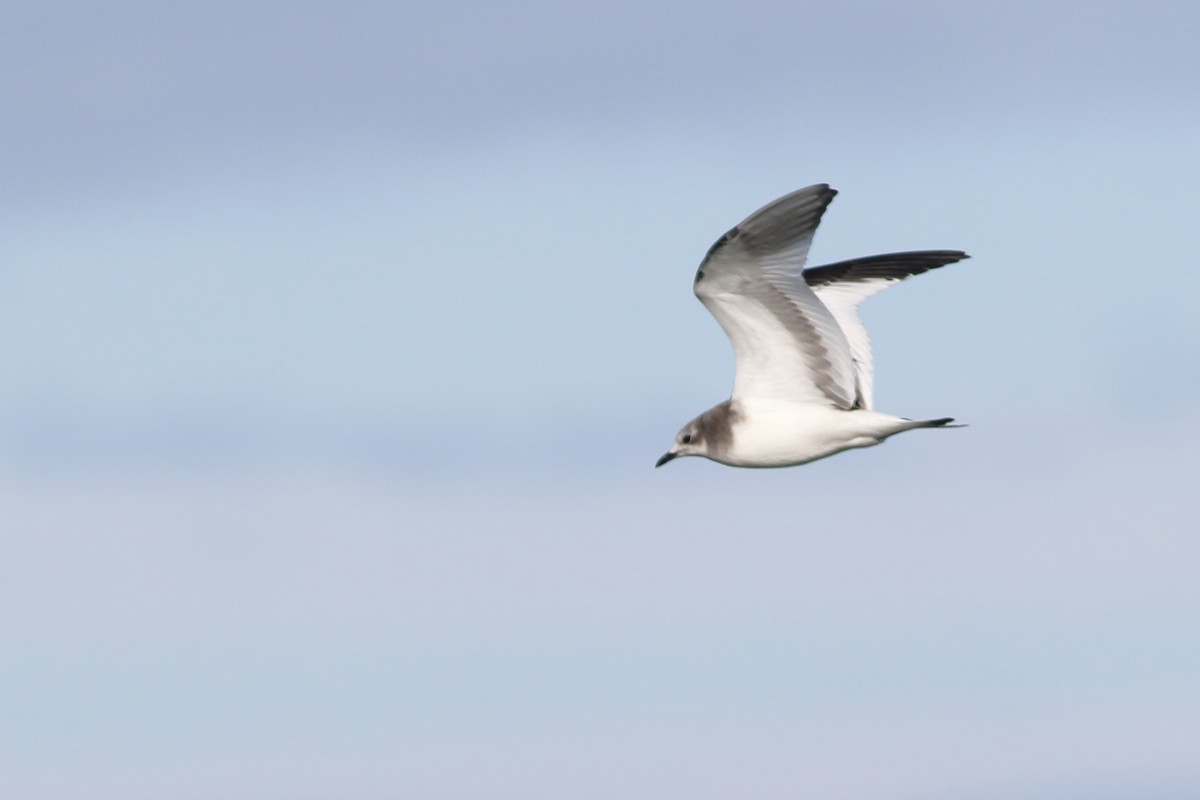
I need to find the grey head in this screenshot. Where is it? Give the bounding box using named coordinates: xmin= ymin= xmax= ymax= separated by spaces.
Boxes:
xmin=655 ymin=400 xmax=739 ymax=468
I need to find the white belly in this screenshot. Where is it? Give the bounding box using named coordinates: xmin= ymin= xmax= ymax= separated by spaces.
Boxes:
xmin=720 ymin=403 xmax=909 ymax=467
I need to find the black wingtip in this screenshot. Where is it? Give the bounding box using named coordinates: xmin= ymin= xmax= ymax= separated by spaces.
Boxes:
xmin=802 ymin=250 xmax=970 ymax=288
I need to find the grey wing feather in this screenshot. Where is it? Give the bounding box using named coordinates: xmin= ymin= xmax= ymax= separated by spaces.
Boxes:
xmin=693 ymin=185 xmax=858 ymax=409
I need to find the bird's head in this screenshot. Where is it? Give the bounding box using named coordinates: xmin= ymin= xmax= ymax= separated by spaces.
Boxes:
xmin=655 ymin=421 xmax=707 ymax=467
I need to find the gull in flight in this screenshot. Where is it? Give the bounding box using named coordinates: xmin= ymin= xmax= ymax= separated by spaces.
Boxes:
xmin=656 ymin=184 xmax=968 ymax=469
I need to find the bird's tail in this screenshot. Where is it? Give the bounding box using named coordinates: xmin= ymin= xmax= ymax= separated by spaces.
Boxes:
xmin=915 ymin=417 xmax=967 ymax=429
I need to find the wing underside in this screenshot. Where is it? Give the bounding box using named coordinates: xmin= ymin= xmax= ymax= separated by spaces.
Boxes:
xmin=694 ymin=185 xmax=858 ymax=409
xmin=806 ymin=250 xmax=969 ymax=409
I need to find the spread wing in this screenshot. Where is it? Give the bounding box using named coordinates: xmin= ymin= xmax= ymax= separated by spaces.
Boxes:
xmin=804 ymin=250 xmax=969 ymax=409
xmin=693 ymin=184 xmax=858 ymax=409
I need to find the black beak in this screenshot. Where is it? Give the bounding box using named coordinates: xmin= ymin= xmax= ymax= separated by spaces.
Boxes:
xmin=655 ymin=451 xmax=677 ymax=468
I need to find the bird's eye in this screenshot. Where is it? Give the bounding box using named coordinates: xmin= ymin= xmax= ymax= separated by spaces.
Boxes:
xmin=681 ymin=434 xmax=693 ymax=444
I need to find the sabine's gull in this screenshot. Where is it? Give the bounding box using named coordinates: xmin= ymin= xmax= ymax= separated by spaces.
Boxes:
xmin=656 ymin=184 xmax=968 ymax=469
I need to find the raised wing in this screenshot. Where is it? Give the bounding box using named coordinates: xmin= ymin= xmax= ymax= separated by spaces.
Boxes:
xmin=804 ymin=250 xmax=969 ymax=409
xmin=693 ymin=184 xmax=858 ymax=409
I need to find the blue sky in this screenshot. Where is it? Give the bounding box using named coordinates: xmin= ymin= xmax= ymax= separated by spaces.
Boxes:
xmin=3 ymin=2 xmax=1200 ymax=798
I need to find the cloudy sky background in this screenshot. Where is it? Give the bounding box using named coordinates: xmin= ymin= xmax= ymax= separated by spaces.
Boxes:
xmin=4 ymin=2 xmax=1200 ymax=798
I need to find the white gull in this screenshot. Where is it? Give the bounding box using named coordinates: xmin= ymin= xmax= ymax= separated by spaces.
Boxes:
xmin=656 ymin=184 xmax=968 ymax=469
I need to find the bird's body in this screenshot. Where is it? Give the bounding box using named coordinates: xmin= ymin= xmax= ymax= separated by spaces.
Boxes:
xmin=693 ymin=399 xmax=954 ymax=468
xmin=657 ymin=184 xmax=967 ymax=469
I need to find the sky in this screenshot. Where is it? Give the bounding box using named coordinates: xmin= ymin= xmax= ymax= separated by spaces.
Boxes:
xmin=3 ymin=1 xmax=1200 ymax=798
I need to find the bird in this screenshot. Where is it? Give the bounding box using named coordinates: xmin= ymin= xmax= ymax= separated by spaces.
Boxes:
xmin=656 ymin=183 xmax=968 ymax=469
